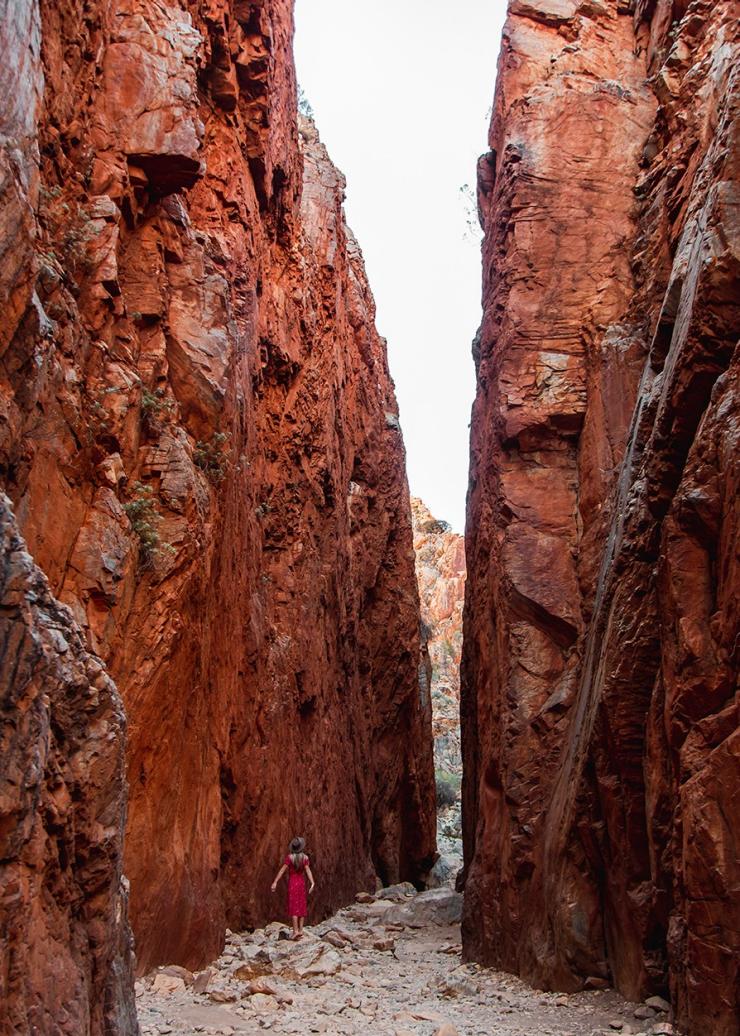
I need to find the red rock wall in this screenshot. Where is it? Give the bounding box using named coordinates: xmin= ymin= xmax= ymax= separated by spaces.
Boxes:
xmin=0 ymin=0 xmax=435 ymax=986
xmin=462 ymin=1 xmax=739 ymax=1033
xmin=0 ymin=495 xmax=138 ymax=1036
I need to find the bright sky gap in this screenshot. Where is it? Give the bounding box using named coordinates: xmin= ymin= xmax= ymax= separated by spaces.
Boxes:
xmin=294 ymin=0 xmax=508 ymax=533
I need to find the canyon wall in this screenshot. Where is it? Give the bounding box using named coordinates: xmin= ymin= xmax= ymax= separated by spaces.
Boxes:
xmin=0 ymin=495 xmax=138 ymax=1035
xmin=0 ymin=0 xmax=435 ymax=1007
xmin=411 ymin=498 xmax=466 ymax=777
xmin=461 ymin=0 xmax=739 ymax=1034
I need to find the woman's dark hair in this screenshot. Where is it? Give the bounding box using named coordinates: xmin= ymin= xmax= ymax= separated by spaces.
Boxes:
xmin=289 ymin=836 xmax=306 ymax=868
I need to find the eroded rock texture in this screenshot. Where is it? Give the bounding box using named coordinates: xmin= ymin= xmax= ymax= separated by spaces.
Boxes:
xmin=0 ymin=495 xmax=138 ymax=1036
xmin=0 ymin=0 xmax=435 ymax=985
xmin=411 ymin=498 xmax=466 ymax=776
xmin=462 ymin=1 xmax=739 ymax=1033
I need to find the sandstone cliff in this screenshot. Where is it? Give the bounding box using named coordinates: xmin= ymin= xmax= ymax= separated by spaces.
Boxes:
xmin=411 ymin=498 xmax=465 ymax=777
xmin=0 ymin=0 xmax=435 ymax=1000
xmin=462 ymin=1 xmax=739 ymax=1033
xmin=0 ymin=495 xmax=138 ymax=1035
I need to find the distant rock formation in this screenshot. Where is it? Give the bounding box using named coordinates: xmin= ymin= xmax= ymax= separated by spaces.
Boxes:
xmin=0 ymin=0 xmax=435 ymax=1007
xmin=411 ymin=498 xmax=466 ymax=777
xmin=411 ymin=498 xmax=466 ymax=882
xmin=462 ymin=1 xmax=739 ymax=1034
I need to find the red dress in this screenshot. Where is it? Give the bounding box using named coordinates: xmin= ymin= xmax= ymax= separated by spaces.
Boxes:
xmin=285 ymin=854 xmax=309 ymax=918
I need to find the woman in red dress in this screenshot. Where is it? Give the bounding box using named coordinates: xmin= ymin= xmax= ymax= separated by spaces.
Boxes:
xmin=270 ymin=836 xmax=315 ymax=939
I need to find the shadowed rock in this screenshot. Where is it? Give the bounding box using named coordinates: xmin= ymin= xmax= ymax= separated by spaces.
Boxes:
xmin=462 ymin=2 xmax=739 ymax=1034
xmin=0 ymin=495 xmax=138 ymax=1035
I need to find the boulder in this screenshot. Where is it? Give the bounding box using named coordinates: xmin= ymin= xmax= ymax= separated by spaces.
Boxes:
xmin=384 ymin=888 xmax=463 ymax=927
xmin=250 ymin=993 xmax=279 ymax=1013
xmin=377 ymin=882 xmax=418 ymax=901
xmin=427 ymin=854 xmax=462 ymax=889
xmin=292 ymin=946 xmax=342 ymax=979
xmin=151 ymin=973 xmax=186 ymax=996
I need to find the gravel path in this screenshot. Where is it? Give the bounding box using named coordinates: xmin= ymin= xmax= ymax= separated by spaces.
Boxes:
xmin=136 ymin=887 xmax=675 ymax=1036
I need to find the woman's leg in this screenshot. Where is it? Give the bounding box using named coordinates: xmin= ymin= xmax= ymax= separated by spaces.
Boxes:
xmin=291 ymin=915 xmax=299 ymax=939
xmin=298 ymin=916 xmax=304 ymax=937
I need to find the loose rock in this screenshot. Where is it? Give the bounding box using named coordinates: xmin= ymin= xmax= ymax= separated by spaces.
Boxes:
xmin=137 ymin=896 xmax=657 ymax=1034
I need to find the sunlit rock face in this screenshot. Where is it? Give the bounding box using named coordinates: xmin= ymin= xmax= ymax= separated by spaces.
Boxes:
xmin=411 ymin=498 xmax=466 ymax=777
xmin=462 ymin=0 xmax=739 ymax=1033
xmin=0 ymin=0 xmax=435 ymax=992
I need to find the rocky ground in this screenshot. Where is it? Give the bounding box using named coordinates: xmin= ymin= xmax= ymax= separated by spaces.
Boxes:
xmin=136 ymin=886 xmax=676 ymax=1036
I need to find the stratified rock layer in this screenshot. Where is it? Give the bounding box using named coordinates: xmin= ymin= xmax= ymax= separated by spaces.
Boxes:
xmin=462 ymin=1 xmax=738 ymax=1034
xmin=0 ymin=0 xmax=435 ymax=989
xmin=411 ymin=498 xmax=466 ymax=776
xmin=0 ymin=495 xmax=138 ymax=1036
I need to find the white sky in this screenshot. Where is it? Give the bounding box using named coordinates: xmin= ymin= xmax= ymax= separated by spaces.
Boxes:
xmin=294 ymin=0 xmax=507 ymax=533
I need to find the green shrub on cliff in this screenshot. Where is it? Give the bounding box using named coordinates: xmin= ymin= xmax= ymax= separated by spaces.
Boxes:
xmin=435 ymin=769 xmax=461 ymax=808
xmin=194 ymin=432 xmax=230 ymax=483
xmin=123 ymin=482 xmax=170 ymax=569
xmin=140 ymin=388 xmax=174 ymax=435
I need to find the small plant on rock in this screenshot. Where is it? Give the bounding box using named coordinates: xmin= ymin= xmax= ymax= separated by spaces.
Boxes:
xmin=140 ymin=387 xmax=174 ymax=435
xmin=435 ymin=769 xmax=461 ymax=808
xmin=85 ymin=390 xmax=114 ymax=445
xmin=422 ymin=517 xmax=452 ymax=535
xmin=194 ymin=431 xmax=230 ymax=483
xmin=442 ymin=638 xmax=456 ymax=661
xmin=37 ymin=186 xmax=95 ymax=277
xmin=297 ymin=85 xmax=314 ymax=120
xmin=123 ymin=481 xmax=165 ymax=569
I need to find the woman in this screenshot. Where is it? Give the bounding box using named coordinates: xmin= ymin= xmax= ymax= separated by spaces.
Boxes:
xmin=271 ymin=836 xmax=315 ymax=939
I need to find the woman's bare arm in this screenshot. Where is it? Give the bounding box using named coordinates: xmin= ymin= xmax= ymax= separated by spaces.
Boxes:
xmin=306 ymin=864 xmax=315 ymax=894
xmin=270 ymin=864 xmax=287 ymax=892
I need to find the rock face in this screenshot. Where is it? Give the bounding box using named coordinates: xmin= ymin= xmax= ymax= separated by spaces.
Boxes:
xmin=411 ymin=498 xmax=466 ymax=776
xmin=0 ymin=495 xmax=138 ymax=1035
xmin=0 ymin=0 xmax=435 ymax=992
xmin=462 ymin=1 xmax=739 ymax=1034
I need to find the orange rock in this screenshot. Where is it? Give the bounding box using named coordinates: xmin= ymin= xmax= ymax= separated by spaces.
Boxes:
xmin=462 ymin=2 xmax=739 ymax=1035
xmin=0 ymin=496 xmax=137 ymax=1033
xmin=1 ymin=0 xmax=435 ymax=1015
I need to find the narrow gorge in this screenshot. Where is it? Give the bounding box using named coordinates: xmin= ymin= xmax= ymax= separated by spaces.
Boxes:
xmin=0 ymin=1 xmax=737 ymax=1035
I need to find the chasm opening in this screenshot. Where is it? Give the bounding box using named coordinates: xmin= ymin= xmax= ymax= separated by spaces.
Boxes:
xmin=6 ymin=0 xmax=736 ymax=1033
